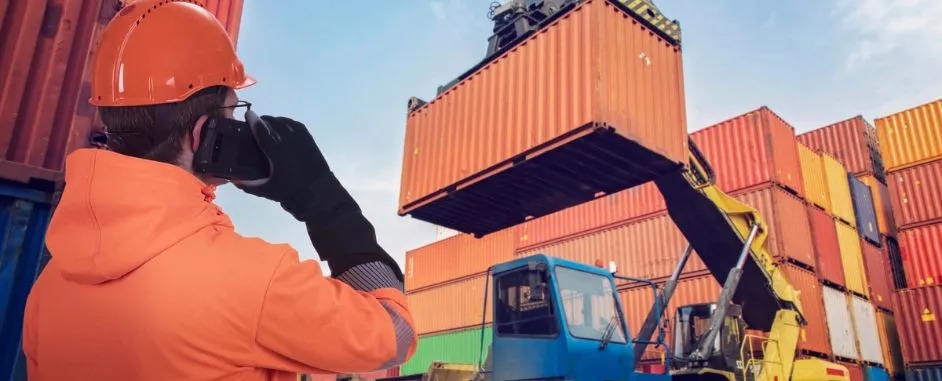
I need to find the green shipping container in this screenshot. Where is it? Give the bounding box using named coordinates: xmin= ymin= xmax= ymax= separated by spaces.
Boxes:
xmin=401 ymin=326 xmax=492 ymax=376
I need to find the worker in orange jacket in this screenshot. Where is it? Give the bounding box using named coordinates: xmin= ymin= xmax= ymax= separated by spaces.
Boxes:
xmin=21 ymin=1 xmax=417 ymax=380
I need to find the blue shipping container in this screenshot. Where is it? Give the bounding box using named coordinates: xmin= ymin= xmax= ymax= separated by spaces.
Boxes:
xmin=848 ymin=174 xmax=881 ymax=246
xmin=906 ymin=366 xmax=942 ymax=381
xmin=0 ymin=181 xmax=53 ymax=381
xmin=866 ymin=366 xmax=891 ymax=381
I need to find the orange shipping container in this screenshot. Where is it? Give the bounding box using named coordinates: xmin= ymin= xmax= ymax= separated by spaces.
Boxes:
xmin=860 ymin=239 xmax=893 ymax=311
xmin=822 ymin=154 xmax=857 ymax=227
xmin=405 ymin=227 xmax=517 ymax=291
xmin=517 ymin=182 xmax=666 ymax=250
xmin=887 ymin=158 xmax=942 ymax=230
xmin=893 ymin=284 xmax=942 ymax=365
xmin=0 ymin=0 xmax=244 ymax=186
xmin=691 ymin=106 xmax=804 ymax=196
xmin=874 ymin=310 xmax=904 ymax=375
xmin=835 ymin=221 xmax=868 ymax=297
xmin=797 ymin=115 xmax=885 ymax=180
xmin=735 ymin=185 xmax=817 ymax=268
xmin=397 ymin=0 xmax=688 ymax=237
xmin=518 ymin=213 xmax=707 ymax=282
xmin=875 ymin=98 xmax=942 ymax=172
xmin=407 ymin=274 xmax=493 ymax=335
xmin=808 ymin=204 xmax=845 ymax=287
xmin=780 ymin=263 xmax=832 ymax=355
xmin=896 ymin=223 xmax=942 ymax=288
xmin=798 ymin=143 xmax=831 ymax=211
xmin=858 ymin=174 xmax=897 ymax=237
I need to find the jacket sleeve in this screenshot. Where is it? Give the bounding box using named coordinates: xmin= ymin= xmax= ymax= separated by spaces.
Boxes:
xmin=251 ymin=250 xmax=417 ymax=374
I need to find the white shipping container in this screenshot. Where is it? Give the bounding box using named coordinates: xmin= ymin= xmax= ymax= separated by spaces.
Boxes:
xmin=849 ymin=295 xmax=884 ymax=365
xmin=823 ymin=286 xmax=859 ymax=360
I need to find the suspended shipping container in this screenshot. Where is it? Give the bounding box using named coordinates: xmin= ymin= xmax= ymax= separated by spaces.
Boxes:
xmin=875 ymin=98 xmax=942 ymax=172
xmin=848 ymin=175 xmax=881 ymax=246
xmin=836 ymin=222 xmax=868 ymax=297
xmin=405 ymin=228 xmax=516 ymax=291
xmin=690 ymin=106 xmax=805 ymax=196
xmin=905 ymin=366 xmax=942 ymax=381
xmin=797 ymin=115 xmax=885 ymax=181
xmin=893 ymin=284 xmax=942 ymax=365
xmin=397 ymin=0 xmax=688 ymax=237
xmin=734 ymin=184 xmax=816 ymax=268
xmin=798 ymin=143 xmax=831 ymax=211
xmin=516 ymin=182 xmax=665 ymax=250
xmin=858 ymin=174 xmax=897 ymax=238
xmin=809 ymin=204 xmax=845 ymax=287
xmin=0 ymin=181 xmax=54 ymax=379
xmin=400 ymin=326 xmax=492 ymax=376
xmin=823 ymin=154 xmax=857 ymax=227
xmin=406 ymin=274 xmax=492 ymax=335
xmin=823 ymin=286 xmax=859 ymax=360
xmin=849 ymin=294 xmax=884 ymax=365
xmin=887 ymin=158 xmax=942 ymax=230
xmin=896 ymin=223 xmax=942 ymax=288
xmin=518 ymin=213 xmax=706 ymax=282
xmin=875 ymin=310 xmax=904 ymax=376
xmin=860 ymin=239 xmax=893 ymax=311
xmin=0 ymin=0 xmax=244 ymax=186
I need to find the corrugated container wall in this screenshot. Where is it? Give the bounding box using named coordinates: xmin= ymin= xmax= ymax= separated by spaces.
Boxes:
xmin=809 ymin=205 xmax=845 ymax=287
xmin=405 ymin=228 xmax=516 ymax=291
xmin=864 ymin=367 xmax=891 ymax=381
xmin=843 ymin=362 xmax=865 ymax=381
xmin=735 ymin=185 xmax=816 ymax=268
xmin=798 ymin=143 xmax=831 ymax=211
xmin=887 ymin=159 xmax=942 ymax=230
xmin=823 ymin=286 xmax=859 ymax=360
xmin=518 ymin=213 xmax=706 ymax=282
xmin=893 ymin=284 xmax=942 ymax=365
xmin=848 ymin=175 xmax=881 ymax=246
xmin=836 ymin=222 xmax=868 ymax=297
xmin=781 ymin=263 xmax=832 ymax=355
xmin=407 ymin=274 xmax=492 ymax=335
xmin=897 ymin=223 xmax=942 ymax=288
xmin=400 ymin=326 xmax=492 ymax=376
xmin=0 ymin=0 xmax=244 ymax=186
xmin=859 ymin=174 xmax=897 ymax=237
xmin=860 ymin=240 xmax=893 ymax=311
xmin=517 ymin=182 xmax=665 ymax=250
xmin=797 ymin=115 xmax=885 ymax=181
xmin=397 ymin=0 xmax=688 ymax=237
xmin=849 ymin=295 xmax=884 ymax=365
xmin=906 ymin=366 xmax=942 ymax=381
xmin=875 ymin=310 xmax=904 ymax=375
xmin=823 ymin=154 xmax=857 ymax=226
xmin=876 ymin=98 xmax=942 ymax=172
xmin=691 ymin=106 xmax=805 ymax=196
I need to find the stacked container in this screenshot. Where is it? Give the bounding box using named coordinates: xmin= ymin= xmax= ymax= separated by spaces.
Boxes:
xmin=874 ymin=98 xmax=942 ymax=376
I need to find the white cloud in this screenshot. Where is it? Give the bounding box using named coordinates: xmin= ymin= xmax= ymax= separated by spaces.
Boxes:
xmin=835 ymin=0 xmax=942 ymax=72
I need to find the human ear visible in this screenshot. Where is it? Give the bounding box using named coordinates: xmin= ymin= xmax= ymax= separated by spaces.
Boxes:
xmin=191 ymin=115 xmax=210 ymax=152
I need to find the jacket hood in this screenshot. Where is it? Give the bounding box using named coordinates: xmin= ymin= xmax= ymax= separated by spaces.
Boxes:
xmin=46 ymin=149 xmax=233 ymax=284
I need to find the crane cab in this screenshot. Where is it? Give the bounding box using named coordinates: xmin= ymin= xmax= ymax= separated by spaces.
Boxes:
xmin=486 ymin=254 xmax=669 ymax=381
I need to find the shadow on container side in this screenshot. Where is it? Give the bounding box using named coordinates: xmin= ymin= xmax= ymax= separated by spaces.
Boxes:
xmin=0 ymin=181 xmax=55 ymax=381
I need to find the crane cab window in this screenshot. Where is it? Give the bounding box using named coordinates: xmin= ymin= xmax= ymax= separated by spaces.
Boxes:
xmin=494 ymin=267 xmax=559 ymax=337
xmin=555 ymin=266 xmax=626 ymax=343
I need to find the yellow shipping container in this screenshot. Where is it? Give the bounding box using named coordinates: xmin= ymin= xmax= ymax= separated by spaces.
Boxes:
xmin=857 ymin=175 xmax=897 ymax=238
xmin=875 ymin=310 xmax=904 ymax=375
xmin=875 ymin=98 xmax=942 ymax=172
xmin=822 ymin=154 xmax=856 ymax=227
xmin=835 ymin=221 xmax=869 ymax=298
xmin=798 ymin=143 xmax=831 ymax=211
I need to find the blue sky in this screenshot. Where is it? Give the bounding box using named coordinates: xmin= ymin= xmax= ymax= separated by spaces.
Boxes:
xmin=214 ymin=0 xmax=942 ymax=273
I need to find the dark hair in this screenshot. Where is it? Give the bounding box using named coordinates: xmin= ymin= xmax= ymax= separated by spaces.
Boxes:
xmin=99 ymin=85 xmax=230 ymax=164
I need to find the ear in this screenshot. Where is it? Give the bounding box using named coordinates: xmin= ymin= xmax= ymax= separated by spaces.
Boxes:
xmin=191 ymin=115 xmax=210 ymax=152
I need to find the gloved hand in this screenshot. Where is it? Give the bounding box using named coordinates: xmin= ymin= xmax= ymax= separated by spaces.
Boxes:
xmin=235 ymin=112 xmax=404 ymax=282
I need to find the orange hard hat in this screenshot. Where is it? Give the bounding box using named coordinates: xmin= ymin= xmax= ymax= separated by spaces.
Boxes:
xmin=89 ymin=0 xmax=255 ymax=107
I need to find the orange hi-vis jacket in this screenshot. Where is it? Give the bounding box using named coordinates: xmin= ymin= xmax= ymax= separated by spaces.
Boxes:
xmin=22 ymin=149 xmax=417 ymax=380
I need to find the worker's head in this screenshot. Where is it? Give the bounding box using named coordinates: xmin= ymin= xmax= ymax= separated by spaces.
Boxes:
xmin=89 ymin=0 xmax=255 ymax=179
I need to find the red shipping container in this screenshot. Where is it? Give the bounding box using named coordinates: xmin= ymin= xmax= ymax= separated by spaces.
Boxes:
xmin=840 ymin=362 xmax=864 ymax=381
xmin=780 ymin=263 xmax=832 ymax=355
xmin=735 ymin=185 xmax=817 ymax=268
xmin=405 ymin=227 xmax=517 ymax=291
xmin=859 ymin=239 xmax=893 ymax=311
xmin=0 ymin=0 xmax=244 ymax=186
xmin=887 ymin=158 xmax=942 ymax=230
xmin=808 ymin=205 xmax=845 ymax=287
xmin=797 ymin=115 xmax=884 ymax=178
xmin=897 ymin=224 xmax=942 ymax=288
xmin=691 ymin=106 xmax=805 ymax=197
xmin=893 ymin=284 xmax=942 ymax=365
xmin=517 ymin=182 xmax=665 ymax=250
xmin=398 ymin=0 xmax=688 ymax=237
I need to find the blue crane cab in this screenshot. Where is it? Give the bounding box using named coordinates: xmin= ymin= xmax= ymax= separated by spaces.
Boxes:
xmin=484 ymin=254 xmax=671 ymax=381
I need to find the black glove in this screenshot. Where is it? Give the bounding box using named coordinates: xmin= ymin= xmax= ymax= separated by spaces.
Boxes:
xmin=235 ymin=113 xmax=404 ymax=282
